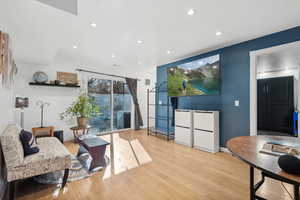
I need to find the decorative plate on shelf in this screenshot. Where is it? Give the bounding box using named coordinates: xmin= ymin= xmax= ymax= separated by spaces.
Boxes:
xmin=33 ymin=71 xmax=48 ymax=83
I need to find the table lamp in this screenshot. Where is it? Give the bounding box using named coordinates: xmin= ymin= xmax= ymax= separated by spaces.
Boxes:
xmin=36 ymin=100 xmax=50 ymax=128
xmin=15 ymin=97 xmax=29 ymax=129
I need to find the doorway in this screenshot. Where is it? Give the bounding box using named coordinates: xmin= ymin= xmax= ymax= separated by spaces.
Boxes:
xmin=250 ymin=41 xmax=300 ymax=137
xmin=87 ymin=77 xmax=132 ymax=134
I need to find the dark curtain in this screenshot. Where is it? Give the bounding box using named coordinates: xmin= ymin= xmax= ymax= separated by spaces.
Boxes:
xmin=125 ymin=78 xmax=143 ymax=130
xmin=170 ymin=97 xmax=178 ymax=126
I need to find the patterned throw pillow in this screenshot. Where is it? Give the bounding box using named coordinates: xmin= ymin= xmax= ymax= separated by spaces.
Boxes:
xmin=19 ymin=129 xmax=39 ymax=156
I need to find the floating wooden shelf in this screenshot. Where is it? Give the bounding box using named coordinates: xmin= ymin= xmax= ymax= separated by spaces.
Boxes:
xmin=29 ymin=82 xmax=80 ymax=88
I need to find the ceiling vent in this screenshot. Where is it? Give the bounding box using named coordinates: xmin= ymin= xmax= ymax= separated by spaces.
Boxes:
xmin=36 ymin=0 xmax=78 ymax=15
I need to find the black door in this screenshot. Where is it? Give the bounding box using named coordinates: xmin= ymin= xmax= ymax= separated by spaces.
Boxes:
xmin=257 ymin=79 xmax=267 ymax=130
xmin=257 ymin=76 xmax=294 ymax=134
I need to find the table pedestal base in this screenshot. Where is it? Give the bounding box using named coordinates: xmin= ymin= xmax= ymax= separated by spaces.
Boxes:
xmin=77 ymin=142 xmax=110 ymax=171
xmin=250 ymin=166 xmax=299 ymax=200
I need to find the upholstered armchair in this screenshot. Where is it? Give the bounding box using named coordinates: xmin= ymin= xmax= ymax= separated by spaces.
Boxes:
xmin=0 ymin=124 xmax=71 ymax=200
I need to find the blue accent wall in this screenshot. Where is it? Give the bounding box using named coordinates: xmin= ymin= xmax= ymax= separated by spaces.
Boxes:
xmin=157 ymin=26 xmax=300 ymax=147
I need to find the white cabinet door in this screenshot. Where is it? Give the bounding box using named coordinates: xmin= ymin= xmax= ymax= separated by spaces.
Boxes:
xmin=175 ymin=110 xmax=191 ymax=128
xmin=175 ymin=126 xmax=192 ymax=147
xmin=193 ymin=129 xmax=214 ymax=152
xmin=193 ymin=112 xmax=214 ymax=131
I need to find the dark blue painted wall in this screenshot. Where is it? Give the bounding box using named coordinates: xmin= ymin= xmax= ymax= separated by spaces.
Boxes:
xmin=157 ymin=26 xmax=300 ymax=147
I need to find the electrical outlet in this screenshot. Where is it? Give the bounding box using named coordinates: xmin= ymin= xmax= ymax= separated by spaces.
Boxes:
xmin=234 ymin=100 xmax=240 ymax=107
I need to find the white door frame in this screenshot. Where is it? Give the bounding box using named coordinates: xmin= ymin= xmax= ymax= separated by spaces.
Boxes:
xmin=249 ymin=40 xmax=300 ymax=136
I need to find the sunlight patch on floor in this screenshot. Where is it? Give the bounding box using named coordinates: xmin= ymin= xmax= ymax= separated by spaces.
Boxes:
xmin=113 ymin=133 xmax=139 ymax=175
xmin=130 ymin=139 xmax=152 ymax=165
xmin=101 ymin=135 xmax=112 ymax=180
xmin=100 ymin=133 xmax=152 ymax=179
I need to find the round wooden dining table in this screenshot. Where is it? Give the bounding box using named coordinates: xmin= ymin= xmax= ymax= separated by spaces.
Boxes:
xmin=227 ymin=135 xmax=300 ymax=200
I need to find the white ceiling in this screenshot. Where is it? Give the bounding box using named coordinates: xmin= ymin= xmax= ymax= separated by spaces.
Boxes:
xmin=1 ymin=0 xmax=300 ymax=75
xmin=36 ymin=0 xmax=78 ymax=15
xmin=257 ymin=44 xmax=300 ymax=73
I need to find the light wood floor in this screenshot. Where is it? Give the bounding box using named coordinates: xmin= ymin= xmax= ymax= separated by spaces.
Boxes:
xmin=16 ymin=129 xmax=294 ymax=200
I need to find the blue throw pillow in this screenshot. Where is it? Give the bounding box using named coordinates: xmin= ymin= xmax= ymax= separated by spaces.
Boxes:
xmin=19 ymin=129 xmax=39 ymax=156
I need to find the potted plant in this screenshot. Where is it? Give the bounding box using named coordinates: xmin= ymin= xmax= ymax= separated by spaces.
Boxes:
xmin=60 ymin=93 xmax=100 ymax=127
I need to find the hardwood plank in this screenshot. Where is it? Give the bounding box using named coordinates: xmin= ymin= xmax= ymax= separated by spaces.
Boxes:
xmin=15 ymin=129 xmax=292 ymax=200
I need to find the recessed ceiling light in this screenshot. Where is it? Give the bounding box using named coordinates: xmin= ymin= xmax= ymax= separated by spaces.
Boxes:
xmin=137 ymin=40 xmax=143 ymax=44
xmin=111 ymin=54 xmax=116 ymax=58
xmin=138 ymin=61 xmax=142 ymax=65
xmin=73 ymin=45 xmax=78 ymax=49
xmin=166 ymin=50 xmax=171 ymax=54
xmin=187 ymin=8 xmax=195 ymax=16
xmin=90 ymin=22 xmax=97 ymax=28
xmin=216 ymin=31 xmax=222 ymax=36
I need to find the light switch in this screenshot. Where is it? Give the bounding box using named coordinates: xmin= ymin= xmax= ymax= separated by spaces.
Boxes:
xmin=234 ymin=100 xmax=240 ymax=107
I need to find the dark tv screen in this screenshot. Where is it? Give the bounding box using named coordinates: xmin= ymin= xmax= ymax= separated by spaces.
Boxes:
xmin=167 ymin=54 xmax=220 ymax=97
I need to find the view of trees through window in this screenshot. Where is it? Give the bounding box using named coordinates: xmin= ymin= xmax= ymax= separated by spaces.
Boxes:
xmin=88 ymin=78 xmax=132 ymax=134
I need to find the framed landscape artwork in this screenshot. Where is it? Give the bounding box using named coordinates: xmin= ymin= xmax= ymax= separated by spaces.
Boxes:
xmin=167 ymin=54 xmax=220 ymax=97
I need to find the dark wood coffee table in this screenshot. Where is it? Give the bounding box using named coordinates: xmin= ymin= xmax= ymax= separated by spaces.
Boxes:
xmin=77 ymin=137 xmax=110 ymax=171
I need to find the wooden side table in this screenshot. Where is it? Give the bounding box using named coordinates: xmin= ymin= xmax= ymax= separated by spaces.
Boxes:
xmin=77 ymin=137 xmax=110 ymax=171
xmin=70 ymin=125 xmax=92 ymax=140
xmin=32 ymin=126 xmax=54 ymax=137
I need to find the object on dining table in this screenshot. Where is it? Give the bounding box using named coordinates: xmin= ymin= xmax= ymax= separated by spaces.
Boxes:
xmin=278 ymin=155 xmax=300 ymax=174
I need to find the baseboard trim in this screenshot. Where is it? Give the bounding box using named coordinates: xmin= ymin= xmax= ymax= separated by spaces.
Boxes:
xmin=220 ymin=147 xmax=231 ymax=154
xmin=175 ymin=140 xmax=193 ymax=148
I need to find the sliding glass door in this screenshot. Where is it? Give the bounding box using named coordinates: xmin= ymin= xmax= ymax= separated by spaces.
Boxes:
xmin=88 ymin=78 xmax=132 ymax=134
xmin=113 ymin=81 xmax=132 ymax=130
xmin=88 ymin=78 xmax=112 ymax=133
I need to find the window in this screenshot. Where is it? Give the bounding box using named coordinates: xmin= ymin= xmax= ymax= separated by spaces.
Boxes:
xmin=88 ymin=78 xmax=132 ymax=134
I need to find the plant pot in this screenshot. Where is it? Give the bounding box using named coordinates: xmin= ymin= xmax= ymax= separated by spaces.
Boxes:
xmin=77 ymin=117 xmax=88 ymax=127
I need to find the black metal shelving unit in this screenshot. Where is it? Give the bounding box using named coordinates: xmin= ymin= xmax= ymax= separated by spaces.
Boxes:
xmin=147 ymin=83 xmax=174 ymax=141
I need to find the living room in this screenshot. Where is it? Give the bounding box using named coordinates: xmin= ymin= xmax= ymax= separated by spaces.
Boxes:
xmin=1 ymin=0 xmax=300 ymax=200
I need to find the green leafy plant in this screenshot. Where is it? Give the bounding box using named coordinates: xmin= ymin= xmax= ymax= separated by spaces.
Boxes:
xmin=60 ymin=93 xmax=100 ymax=120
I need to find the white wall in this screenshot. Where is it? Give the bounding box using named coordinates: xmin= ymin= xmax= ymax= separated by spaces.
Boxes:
xmin=0 ymin=77 xmax=14 ymax=134
xmin=13 ymin=63 xmax=80 ymax=141
xmin=136 ymin=68 xmax=156 ymax=129
xmin=13 ymin=63 xmax=156 ymax=141
xmin=256 ymin=69 xmax=299 ymax=80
